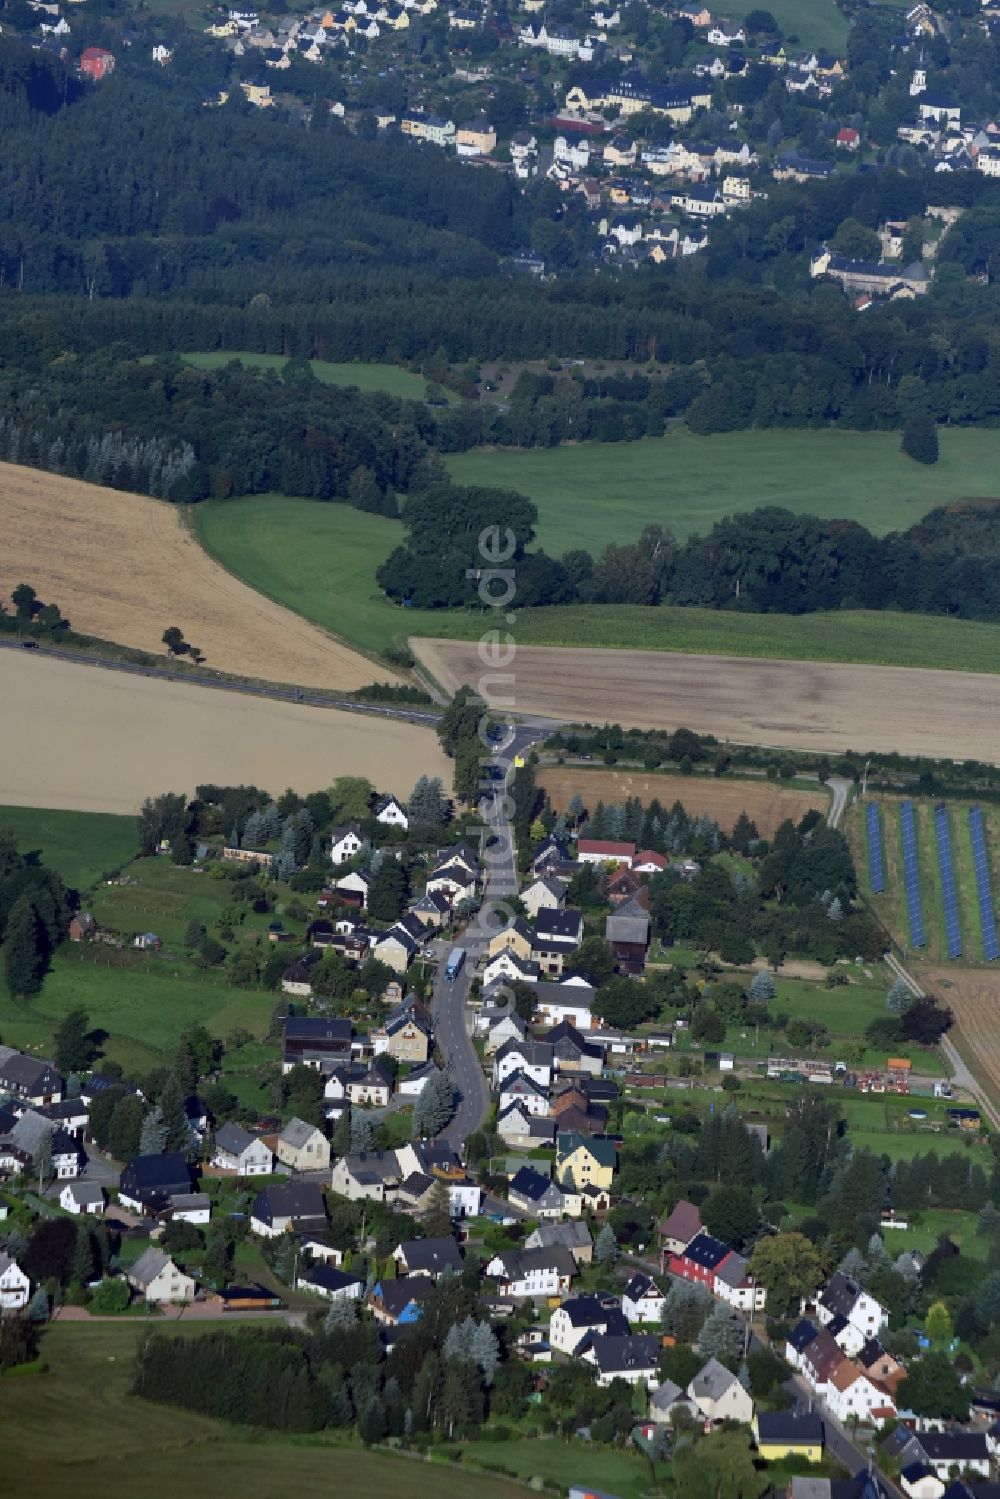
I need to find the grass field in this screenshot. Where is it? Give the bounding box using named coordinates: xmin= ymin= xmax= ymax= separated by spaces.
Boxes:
xmin=0 ymin=805 xmax=137 ymax=891
xmin=178 ymin=350 xmax=443 ymax=402
xmin=195 ymin=495 xmax=1000 ymax=675
xmin=456 ymin=1437 xmax=657 ymax=1499
xmin=0 ymin=462 xmax=386 ymax=691
xmin=445 ymin=428 xmax=1000 ymax=554
xmin=726 ymin=0 xmax=848 ymax=50
xmin=1 ymin=1323 xmax=526 ymax=1499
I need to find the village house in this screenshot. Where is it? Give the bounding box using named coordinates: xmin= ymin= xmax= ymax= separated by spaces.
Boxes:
xmin=531 ymin=908 xmax=584 ymax=975
xmin=487 ymin=1244 xmax=577 ymax=1298
xmin=493 ymin=1038 xmax=553 ymax=1089
xmin=577 ymin=838 xmax=635 ymax=867
xmin=815 ymin=1271 xmax=889 ymax=1340
xmin=128 ymin=1247 xmax=196 ymax=1304
xmin=546 ymin=1017 xmax=603 ymax=1073
xmin=605 ymin=896 xmax=651 ymax=974
xmin=168 ymin=1192 xmax=211 ymax=1225
xmin=549 ymin=1291 xmax=629 ymax=1354
xmin=520 ymin=874 xmax=567 ymax=920
xmin=329 ymin=825 xmax=364 ymax=864
xmin=0 ymin=1047 xmax=63 ymax=1106
xmin=283 ymin=1015 xmax=352 ymax=1069
xmin=296 ymin=1264 xmax=364 ymax=1301
xmin=347 ymin=1058 xmax=394 ymax=1107
xmin=669 ymin=1229 xmax=731 ymax=1290
xmin=658 ymin=1198 xmax=703 ymax=1259
xmin=556 ymin=1131 xmax=616 ymax=1191
xmin=275 ymin=1117 xmax=331 ymax=1172
xmin=68 ymin=912 xmax=98 ymax=942
xmin=508 ymin=1164 xmax=568 ymax=1218
xmin=525 ymin=1219 xmax=593 ymax=1266
xmin=331 ymin=1150 xmax=401 ymax=1202
xmin=374 ymin=919 xmax=422 ymax=973
xmin=250 ymin=1180 xmax=328 ymax=1237
xmin=754 ymin=1411 xmax=825 ymax=1464
xmin=0 ymin=1252 xmax=30 ymax=1309
xmin=59 ymin=1181 xmax=105 ymax=1215
xmin=374 ymin=793 xmax=408 ymax=829
xmin=497 ymin=1100 xmax=556 ymax=1145
xmin=369 ymin=1275 xmax=434 ymax=1325
xmin=622 ymin=1272 xmax=666 ymax=1324
xmin=118 ymin=1152 xmax=191 ymax=1214
xmin=482 ymin=949 xmax=539 ymax=990
xmin=581 ymin=1332 xmax=661 ymax=1387
xmin=393 ymin=1236 xmax=464 ymax=1278
xmin=498 ymin=1070 xmax=551 ymax=1118
xmin=688 ymin=1357 xmax=754 ymax=1425
xmin=212 ymin=1123 xmax=274 ymax=1176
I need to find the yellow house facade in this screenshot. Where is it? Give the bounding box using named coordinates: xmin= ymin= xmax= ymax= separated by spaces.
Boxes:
xmin=555 ymin=1132 xmax=616 ymax=1192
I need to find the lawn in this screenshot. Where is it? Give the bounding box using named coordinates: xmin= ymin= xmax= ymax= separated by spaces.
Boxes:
xmin=727 ymin=0 xmax=849 ymax=50
xmin=0 ymin=804 xmax=138 ymax=893
xmin=0 ymin=949 xmax=277 ymax=1074
xmin=457 ymin=1436 xmax=659 ymax=1499
xmin=195 ymin=494 xmax=1000 ymax=674
xmin=178 ymin=350 xmax=442 ymax=402
xmin=445 ymin=427 xmax=1000 ymax=554
xmin=1 ymin=1323 xmax=526 ymax=1499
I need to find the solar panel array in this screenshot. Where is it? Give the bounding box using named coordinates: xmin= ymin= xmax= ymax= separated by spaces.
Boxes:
xmin=865 ymin=802 xmax=885 ymax=893
xmin=899 ymin=801 xmax=926 ymax=948
xmin=933 ymin=802 xmax=963 ymax=959
xmin=969 ymin=806 xmax=1000 ymax=962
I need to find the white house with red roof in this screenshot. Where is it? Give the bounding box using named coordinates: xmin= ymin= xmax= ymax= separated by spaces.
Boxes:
xmin=577 ymin=839 xmax=635 ymax=867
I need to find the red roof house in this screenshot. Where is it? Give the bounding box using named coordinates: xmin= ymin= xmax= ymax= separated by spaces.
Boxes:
xmin=836 ymin=127 xmax=859 ymax=150
xmin=577 ymin=839 xmax=635 ymax=867
xmin=80 ymin=46 xmax=115 ymax=80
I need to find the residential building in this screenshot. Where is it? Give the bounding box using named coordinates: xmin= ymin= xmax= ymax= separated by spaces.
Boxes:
xmin=669 ymin=1230 xmax=732 ymax=1290
xmin=60 ymin=1181 xmax=105 ymax=1215
xmin=622 ymin=1272 xmax=666 ymax=1324
xmin=688 ymin=1357 xmax=754 ymax=1424
xmin=549 ymin=1291 xmax=628 ymax=1353
xmin=816 ymin=1272 xmax=889 ymax=1340
xmin=250 ymin=1181 xmax=328 ymax=1237
xmin=659 ymin=1198 xmax=703 ymax=1257
xmin=393 ymin=1236 xmax=463 ymax=1278
xmin=525 ymin=1220 xmax=593 ymax=1265
xmin=754 ymin=1411 xmax=825 ymax=1463
xmin=487 ymin=1245 xmax=577 ymax=1298
xmin=118 ymin=1152 xmax=191 ymax=1214
xmin=374 ymin=794 xmax=408 ymax=829
xmin=521 ymin=876 xmax=567 ymax=919
xmin=508 ymin=1165 xmax=566 ymax=1218
xmin=275 ymin=1117 xmax=330 ymax=1172
xmin=331 ymin=1150 xmax=401 ymax=1202
xmin=0 ymin=1252 xmax=30 ymax=1309
xmin=577 ymin=839 xmax=635 ymax=866
xmin=497 ymin=1101 xmax=556 ymax=1145
xmin=168 ymin=1192 xmax=211 ymax=1225
xmin=546 ymin=1017 xmax=602 ymax=1072
xmin=347 ymin=1058 xmax=394 ymax=1107
xmin=714 ymin=1250 xmax=766 ymax=1312
xmin=370 ymin=1275 xmax=434 ymax=1324
xmin=494 ymin=1038 xmax=553 ymax=1089
xmin=581 ymin=1332 xmax=661 ymax=1387
xmin=605 ymin=896 xmax=650 ymax=974
xmin=329 ymin=825 xmax=363 ymax=864
xmin=127 ymin=1247 xmax=196 ymax=1304
xmin=556 ymin=1132 xmax=616 ymax=1191
xmin=212 ymin=1123 xmax=274 ymax=1176
xmin=282 ymin=1018 xmax=354 ymax=1067
xmin=532 ymin=909 xmax=584 ymax=975
xmin=296 ymin=1264 xmax=364 ymax=1300
xmin=0 ymin=1047 xmax=63 ymax=1105
xmin=498 ymin=1070 xmax=550 ymax=1118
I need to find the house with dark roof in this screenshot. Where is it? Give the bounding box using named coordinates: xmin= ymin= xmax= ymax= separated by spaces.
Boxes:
xmin=370 ymin=1274 xmax=434 ymax=1325
xmin=524 ymin=1219 xmax=593 ymax=1265
xmin=581 ymin=1332 xmax=660 ymax=1386
xmin=622 ymin=1272 xmax=666 ymax=1324
xmin=548 ymin=1291 xmax=627 ymax=1353
xmin=283 ymin=1015 xmax=352 ymax=1067
xmin=296 ymin=1264 xmax=364 ymax=1301
xmin=508 ymin=1165 xmax=566 ymax=1218
xmin=531 ymin=908 xmax=584 ymax=975
xmin=212 ymin=1122 xmax=273 ymax=1176
xmin=250 ymin=1181 xmax=328 ymax=1238
xmin=669 ymin=1230 xmax=732 ymax=1288
xmin=605 ymin=896 xmax=650 ymax=974
xmin=118 ymin=1152 xmax=192 ymax=1214
xmin=497 ymin=1101 xmax=556 ymax=1146
xmin=754 ymin=1410 xmax=825 ymax=1463
xmin=0 ymin=1047 xmax=63 ymax=1105
xmin=392 ymin=1236 xmax=463 ymax=1278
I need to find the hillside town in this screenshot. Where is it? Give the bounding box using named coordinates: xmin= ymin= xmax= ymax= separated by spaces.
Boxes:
xmin=10 ymin=0 xmax=1000 ymax=293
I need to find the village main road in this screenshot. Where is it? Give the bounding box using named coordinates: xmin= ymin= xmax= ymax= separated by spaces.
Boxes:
xmin=432 ymin=724 xmax=538 ymax=1152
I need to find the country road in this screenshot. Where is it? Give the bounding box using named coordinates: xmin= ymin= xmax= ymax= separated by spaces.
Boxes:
xmin=433 ymin=724 xmax=539 ymax=1150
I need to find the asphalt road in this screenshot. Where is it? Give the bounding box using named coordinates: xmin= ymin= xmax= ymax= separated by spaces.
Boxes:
xmin=432 ymin=724 xmax=539 ymax=1151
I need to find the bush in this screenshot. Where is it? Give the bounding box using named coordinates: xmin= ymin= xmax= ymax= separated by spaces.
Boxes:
xmin=89 ymin=1278 xmax=130 ymax=1314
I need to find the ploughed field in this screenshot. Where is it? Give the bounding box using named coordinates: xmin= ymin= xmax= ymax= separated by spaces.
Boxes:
xmin=414 ymin=639 xmax=1000 ymax=763
xmin=0 ymin=463 xmax=388 ymax=690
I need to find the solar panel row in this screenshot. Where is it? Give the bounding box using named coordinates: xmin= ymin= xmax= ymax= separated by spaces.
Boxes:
xmin=865 ymin=802 xmax=885 ymax=894
xmin=969 ymin=806 xmax=1000 ymax=962
xmin=933 ymin=802 xmax=962 ymax=960
xmin=899 ymin=801 xmax=926 ymax=949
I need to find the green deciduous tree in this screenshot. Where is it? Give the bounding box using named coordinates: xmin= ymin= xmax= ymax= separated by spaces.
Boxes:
xmin=748 ymin=1233 xmax=823 ymax=1318
xmin=54 ymin=1008 xmax=98 ymax=1073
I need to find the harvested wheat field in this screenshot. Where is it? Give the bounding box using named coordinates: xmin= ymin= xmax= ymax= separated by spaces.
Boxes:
xmin=0 ymin=652 xmax=445 ymax=813
xmin=0 ymin=465 xmax=392 ymax=690
xmin=415 ymin=640 xmax=1000 ymax=762
xmin=918 ymin=965 xmax=1000 ymax=1112
xmin=538 ymin=767 xmax=825 ymax=837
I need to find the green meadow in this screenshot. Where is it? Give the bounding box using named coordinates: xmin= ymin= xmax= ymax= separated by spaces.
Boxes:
xmin=178 ymin=350 xmax=442 ymax=402
xmin=445 ymin=427 xmax=1000 ymax=554
xmin=0 ymin=805 xmax=138 ymax=892
xmin=196 ymin=494 xmax=1000 ymax=674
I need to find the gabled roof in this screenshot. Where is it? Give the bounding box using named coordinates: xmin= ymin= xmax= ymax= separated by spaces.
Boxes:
xmin=252 ymin=1181 xmax=327 ymax=1227
xmin=499 ymin=1070 xmax=548 ymax=1099
xmin=120 ymin=1152 xmax=191 ymax=1195
xmin=374 ymin=1275 xmax=434 ymax=1318
xmin=214 ymin=1122 xmax=258 ymax=1155
xmin=300 ymin=1264 xmax=363 ymax=1295
xmin=690 ymin=1356 xmax=740 ymax=1401
xmin=396 ymin=1236 xmax=463 ymax=1275
xmin=787 ymin=1317 xmax=819 ymax=1354
xmin=659 ymin=1198 xmax=702 ymax=1244
xmin=278 ymin=1116 xmax=324 ymax=1148
xmin=557 ymin=1132 xmax=616 ymax=1167
xmin=509 ymin=1165 xmax=560 ymax=1202
xmin=588 ymin=1332 xmax=659 ymax=1374
xmin=495 ymin=1245 xmax=578 ymax=1281
xmin=756 ymin=1411 xmax=824 ymax=1445
xmin=624 ymin=1272 xmax=663 ymax=1302
xmin=496 ymin=1038 xmax=553 ymax=1067
xmin=526 ymin=1220 xmax=592 ymax=1252
xmin=284 ymin=1016 xmax=351 ymax=1043
xmin=715 ymin=1251 xmax=752 ymax=1288
xmin=534 ymin=908 xmax=583 ymax=941
xmin=129 ymin=1246 xmax=175 ymax=1287
xmin=676 ymin=1231 xmax=731 ymax=1271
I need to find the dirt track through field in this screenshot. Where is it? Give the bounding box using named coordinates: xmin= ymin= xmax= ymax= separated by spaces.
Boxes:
xmin=538 ymin=768 xmax=825 ymax=837
xmin=415 ymin=639 xmax=1000 ymax=762
xmin=0 ymin=652 xmax=446 ymax=813
xmin=0 ymin=464 xmax=391 ymax=690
